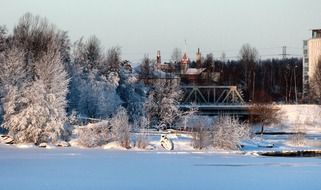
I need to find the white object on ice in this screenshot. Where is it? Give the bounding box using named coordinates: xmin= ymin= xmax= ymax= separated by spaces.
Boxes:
xmin=160 ymin=135 xmax=174 ymax=150
xmin=38 ymin=143 xmax=48 ymax=148
xmin=56 ymin=141 xmax=71 ymax=147
xmin=0 ymin=135 xmax=14 ymax=144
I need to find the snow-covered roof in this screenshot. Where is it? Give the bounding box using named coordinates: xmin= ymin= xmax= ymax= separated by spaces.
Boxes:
xmin=184 ymin=68 xmax=206 ymax=75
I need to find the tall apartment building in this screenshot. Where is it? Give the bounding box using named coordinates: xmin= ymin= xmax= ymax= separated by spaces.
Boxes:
xmin=303 ymin=29 xmax=321 ymax=97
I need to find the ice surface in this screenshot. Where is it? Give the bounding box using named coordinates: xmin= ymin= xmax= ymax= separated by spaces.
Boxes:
xmin=0 ymin=144 xmax=321 ymax=190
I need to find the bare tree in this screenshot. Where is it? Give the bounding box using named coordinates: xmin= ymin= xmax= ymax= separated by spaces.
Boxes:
xmin=192 ymin=122 xmax=210 ymax=150
xmin=135 ymin=116 xmax=149 ymax=149
xmin=239 ymin=44 xmax=258 ymax=101
xmin=203 ymin=53 xmax=214 ymax=70
xmin=171 ymin=48 xmax=182 ymax=64
xmin=140 ymin=55 xmax=152 ymax=78
xmin=0 ymin=25 xmax=7 ymax=52
xmin=12 ymin=13 xmax=58 ymax=62
xmin=248 ymin=104 xmax=280 ymax=135
xmin=73 ymin=36 xmax=103 ymax=72
xmin=106 ymin=46 xmax=121 ymax=73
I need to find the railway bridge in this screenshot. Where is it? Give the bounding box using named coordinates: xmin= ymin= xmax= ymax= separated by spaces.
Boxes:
xmin=179 ymin=85 xmax=251 ymax=115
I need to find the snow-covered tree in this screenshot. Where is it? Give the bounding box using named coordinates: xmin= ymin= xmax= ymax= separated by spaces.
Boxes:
xmin=70 ymin=68 xmax=121 ymax=118
xmin=78 ymin=120 xmax=111 ymax=147
xmin=0 ymin=47 xmax=29 ymax=129
xmin=145 ymin=79 xmax=182 ymax=128
xmin=2 ymin=41 xmax=69 ymax=144
xmin=34 ymin=42 xmax=70 ymax=141
xmin=0 ymin=48 xmax=29 ymax=88
xmin=1 ymin=14 xmax=70 ymax=143
xmin=212 ymin=115 xmax=250 ymax=150
xmin=117 ymin=64 xmax=146 ymax=122
xmin=69 ymin=37 xmax=122 ymax=119
xmin=110 ymin=107 xmax=131 ymax=148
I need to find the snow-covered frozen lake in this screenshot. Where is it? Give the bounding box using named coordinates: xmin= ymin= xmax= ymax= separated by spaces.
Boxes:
xmin=1 ymin=145 xmax=321 ymax=190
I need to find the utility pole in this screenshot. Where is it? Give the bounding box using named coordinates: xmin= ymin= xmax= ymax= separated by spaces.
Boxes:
xmin=294 ymin=65 xmax=298 ymax=104
xmin=282 ymin=46 xmax=287 ymax=59
xmin=252 ymin=71 xmax=255 ymax=102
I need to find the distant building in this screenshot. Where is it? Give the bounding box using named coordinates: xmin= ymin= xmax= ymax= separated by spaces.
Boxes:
xmin=303 ymin=29 xmax=321 ymax=96
xmin=180 ymin=52 xmax=189 ymax=74
xmin=152 ymin=49 xmax=220 ymax=85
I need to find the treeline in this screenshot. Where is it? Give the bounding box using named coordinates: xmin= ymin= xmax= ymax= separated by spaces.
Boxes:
xmin=171 ymin=44 xmax=302 ymax=103
xmin=0 ymin=13 xmax=146 ymax=143
xmin=220 ymin=57 xmax=302 ymax=103
xmin=0 ymin=13 xmax=306 ymax=145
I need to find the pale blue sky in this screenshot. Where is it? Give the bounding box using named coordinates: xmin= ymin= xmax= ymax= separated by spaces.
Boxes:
xmin=0 ymin=0 xmax=321 ymax=62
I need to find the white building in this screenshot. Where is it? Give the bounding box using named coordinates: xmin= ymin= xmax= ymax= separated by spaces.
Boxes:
xmin=303 ymin=29 xmax=321 ymax=96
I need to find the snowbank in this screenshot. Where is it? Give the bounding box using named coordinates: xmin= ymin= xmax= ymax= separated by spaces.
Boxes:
xmin=278 ymin=104 xmax=321 ymax=131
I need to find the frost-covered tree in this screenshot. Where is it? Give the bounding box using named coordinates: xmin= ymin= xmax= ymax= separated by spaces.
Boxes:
xmin=2 ymin=41 xmax=69 ymax=144
xmin=1 ymin=13 xmax=70 ymax=143
xmin=110 ymin=107 xmax=131 ymax=148
xmin=117 ymin=64 xmax=146 ymax=122
xmin=79 ymin=71 xmax=121 ymax=118
xmin=69 ymin=37 xmax=122 ymax=118
xmin=212 ymin=115 xmax=250 ymax=150
xmin=78 ymin=120 xmax=111 ymax=147
xmin=34 ymin=43 xmax=70 ymax=141
xmin=0 ymin=47 xmax=29 ymax=89
xmin=0 ymin=47 xmax=29 ymax=129
xmin=145 ymin=79 xmax=182 ymax=128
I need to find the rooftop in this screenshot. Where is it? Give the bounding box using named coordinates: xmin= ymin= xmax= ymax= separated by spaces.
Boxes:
xmin=184 ymin=68 xmax=206 ymax=75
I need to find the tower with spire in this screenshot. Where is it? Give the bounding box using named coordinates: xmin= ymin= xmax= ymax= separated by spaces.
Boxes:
xmin=156 ymin=50 xmax=161 ymax=70
xmin=180 ymin=40 xmax=189 ymax=74
xmin=196 ymin=48 xmax=202 ymax=68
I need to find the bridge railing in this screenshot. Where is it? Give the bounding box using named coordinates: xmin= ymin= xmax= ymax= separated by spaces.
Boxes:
xmin=181 ymin=85 xmax=245 ymax=105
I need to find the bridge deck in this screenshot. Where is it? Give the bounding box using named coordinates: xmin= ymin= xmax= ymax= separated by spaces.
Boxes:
xmin=179 ymin=104 xmax=251 ymax=115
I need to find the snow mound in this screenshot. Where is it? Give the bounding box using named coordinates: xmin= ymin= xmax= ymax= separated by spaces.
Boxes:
xmin=278 ymin=104 xmax=321 ymax=127
xmin=15 ymin=143 xmax=36 ymax=149
xmin=102 ymin=142 xmax=128 ymax=150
